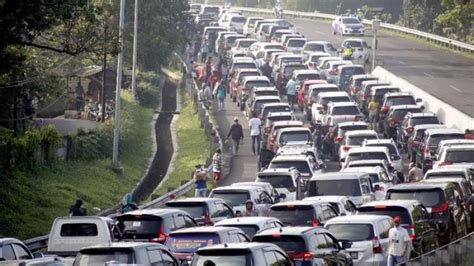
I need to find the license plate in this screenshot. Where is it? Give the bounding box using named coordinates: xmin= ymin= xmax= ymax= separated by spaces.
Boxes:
xmin=350 ymin=252 xmax=358 ymax=259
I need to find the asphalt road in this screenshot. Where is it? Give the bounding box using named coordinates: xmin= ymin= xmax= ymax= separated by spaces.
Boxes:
xmin=288 ymin=17 xmax=474 ymax=117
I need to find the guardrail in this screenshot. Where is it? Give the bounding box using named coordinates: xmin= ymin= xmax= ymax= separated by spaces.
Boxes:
xmin=403 ymin=232 xmax=474 ymax=265
xmin=237 ymin=7 xmax=474 ymax=53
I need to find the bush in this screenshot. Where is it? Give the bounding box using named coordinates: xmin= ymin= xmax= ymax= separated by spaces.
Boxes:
xmin=136 ymin=72 xmax=161 ymax=108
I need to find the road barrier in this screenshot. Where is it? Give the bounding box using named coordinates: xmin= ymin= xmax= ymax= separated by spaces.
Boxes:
xmin=237 ymin=7 xmax=474 ymax=53
xmin=372 ymin=66 xmax=474 ymax=129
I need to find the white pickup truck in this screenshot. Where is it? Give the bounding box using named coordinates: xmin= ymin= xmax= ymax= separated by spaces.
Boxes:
xmin=46 ymin=216 xmax=114 ymax=263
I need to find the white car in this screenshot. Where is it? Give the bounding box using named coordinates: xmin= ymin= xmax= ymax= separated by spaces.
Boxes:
xmin=319 ymin=60 xmax=353 ymax=82
xmin=303 ymin=195 xmax=358 ymax=216
xmin=209 ymin=185 xmax=274 ymax=216
xmin=283 ymin=37 xmax=306 ymax=54
xmin=321 ymin=101 xmax=363 ymax=128
xmin=338 ymin=130 xmax=379 ymax=162
xmin=341 ymin=166 xmax=394 ymax=201
xmin=332 ymin=16 xmax=365 ymax=36
xmin=256 ymin=168 xmax=302 ymax=201
xmin=231 ymin=182 xmax=282 ymax=203
xmin=268 ymin=154 xmax=324 ymax=179
xmin=243 ymin=17 xmax=264 ymax=37
xmin=214 ymin=217 xmax=284 ymax=238
xmin=325 ymin=215 xmax=394 ymax=265
xmin=312 ymin=91 xmax=352 ymax=124
xmin=343 ymin=146 xmax=393 ymax=170
xmin=227 ymin=14 xmax=247 ymax=33
xmin=433 ymin=145 xmax=474 ymax=169
xmin=363 ymin=139 xmax=403 ymax=172
xmin=304 ymin=52 xmax=331 ymax=69
xmin=230 ymin=38 xmax=257 ymax=54
xmin=303 ymin=41 xmax=338 ymax=56
xmin=341 ymin=38 xmax=371 ymax=62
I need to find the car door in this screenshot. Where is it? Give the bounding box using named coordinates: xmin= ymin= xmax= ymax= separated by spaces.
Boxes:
xmin=323 ymin=233 xmax=349 ymax=265
xmin=256 ymin=191 xmax=273 ymax=215
xmin=11 ymin=243 xmax=32 ymax=260
xmin=213 ymin=202 xmax=234 ymax=223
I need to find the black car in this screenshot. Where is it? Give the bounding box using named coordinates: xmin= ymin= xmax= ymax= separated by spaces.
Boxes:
xmin=358 ymin=200 xmax=440 ymax=257
xmin=165 ymin=197 xmax=234 ymax=226
xmin=386 ymin=182 xmax=467 ymax=244
xmin=253 ymin=226 xmax=353 ymax=265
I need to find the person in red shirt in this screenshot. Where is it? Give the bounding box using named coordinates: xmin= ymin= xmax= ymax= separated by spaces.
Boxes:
xmin=208 ymin=69 xmax=220 ymax=92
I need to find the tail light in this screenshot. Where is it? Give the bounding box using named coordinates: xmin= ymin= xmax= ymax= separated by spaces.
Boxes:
xmin=381 ymin=106 xmax=389 ymax=113
xmin=408 ymin=224 xmax=416 ymax=241
xmin=405 ymin=127 xmax=413 ymax=134
xmin=432 ymin=202 xmax=449 ymax=213
xmin=424 ymin=147 xmax=431 ymax=158
xmin=150 ymin=224 xmax=168 ymax=243
xmin=439 ymin=161 xmax=453 ymax=167
xmin=372 ymin=236 xmax=382 ymax=254
xmin=335 ymin=136 xmax=343 ymax=143
xmin=343 ymin=145 xmax=351 ymax=152
xmin=204 ymin=212 xmax=212 ymax=225
xmin=289 ymin=252 xmax=313 ymax=261
xmin=311 ymin=219 xmax=320 ymax=227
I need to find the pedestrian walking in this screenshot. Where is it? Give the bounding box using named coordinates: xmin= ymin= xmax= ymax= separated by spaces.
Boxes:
xmin=220 ymin=62 xmax=228 ymax=88
xmin=202 ymin=84 xmax=212 ymax=109
xmin=212 ymin=149 xmax=222 ymax=186
xmin=286 ymin=76 xmax=299 ymax=110
xmin=201 ymin=42 xmax=210 ymax=63
xmin=259 ymin=60 xmax=273 ymax=82
xmin=313 ymin=125 xmax=323 ymax=153
xmin=407 ymin=162 xmax=423 ymax=183
xmin=249 ymin=112 xmax=261 ymax=155
xmin=216 ymin=81 xmax=226 ymax=111
xmin=208 ymin=69 xmax=220 ymax=92
xmin=227 ymin=117 xmax=244 ymax=154
xmin=205 ymin=56 xmax=213 ymax=83
xmin=367 ymin=97 xmax=380 ymax=131
xmin=387 ymin=216 xmax=410 ymax=266
xmin=193 ymin=164 xmax=208 ymax=197
xmin=121 ymin=193 xmax=138 ymax=213
xmin=193 ymin=40 xmax=201 ymax=61
xmin=69 ymin=199 xmax=87 ymax=216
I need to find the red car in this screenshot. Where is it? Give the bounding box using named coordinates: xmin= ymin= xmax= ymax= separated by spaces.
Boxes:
xmin=297 ymin=80 xmax=328 ymax=111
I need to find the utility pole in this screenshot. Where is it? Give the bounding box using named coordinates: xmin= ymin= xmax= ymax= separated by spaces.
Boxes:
xmin=372 ymin=19 xmax=381 ymax=71
xmin=112 ymin=0 xmax=125 ymax=173
xmin=101 ymin=20 xmax=107 ymax=123
xmin=131 ymin=0 xmax=138 ymax=98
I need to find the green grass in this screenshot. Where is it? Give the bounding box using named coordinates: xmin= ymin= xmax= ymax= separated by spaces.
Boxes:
xmin=0 ymin=86 xmax=158 ymax=239
xmin=151 ymin=88 xmax=210 ymax=198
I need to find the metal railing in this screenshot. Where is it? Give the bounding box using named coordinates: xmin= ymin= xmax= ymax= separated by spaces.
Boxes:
xmin=237 ymin=7 xmax=474 ymax=52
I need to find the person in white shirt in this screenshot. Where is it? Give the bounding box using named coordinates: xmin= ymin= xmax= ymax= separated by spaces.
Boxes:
xmin=387 ymin=216 xmax=410 ymax=266
xmin=248 ymin=112 xmax=262 ymax=155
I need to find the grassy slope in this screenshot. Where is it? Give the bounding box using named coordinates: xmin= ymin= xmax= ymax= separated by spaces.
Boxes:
xmin=0 ymin=90 xmax=156 ymax=239
xmin=151 ymin=89 xmax=210 ymax=197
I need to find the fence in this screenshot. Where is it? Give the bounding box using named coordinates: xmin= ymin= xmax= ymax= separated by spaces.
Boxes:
xmin=403 ymin=232 xmax=474 ymax=265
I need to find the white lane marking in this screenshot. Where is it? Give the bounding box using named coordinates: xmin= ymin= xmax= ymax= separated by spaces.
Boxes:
xmin=449 ymin=85 xmax=463 ymax=93
xmin=423 ymin=72 xmax=434 ymax=79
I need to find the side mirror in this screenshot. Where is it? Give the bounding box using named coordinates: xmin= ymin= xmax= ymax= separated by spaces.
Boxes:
xmin=374 ymin=184 xmax=380 ymax=191
xmin=416 ymin=98 xmax=423 ymax=103
xmin=420 ymin=105 xmax=425 ymax=111
xmin=279 ymin=193 xmax=287 ymax=200
xmin=33 ymin=252 xmax=44 ymax=259
xmin=340 ymin=158 xmax=345 ymax=163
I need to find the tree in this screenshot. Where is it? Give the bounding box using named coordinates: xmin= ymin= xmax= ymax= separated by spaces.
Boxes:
xmin=435 ymin=0 xmax=473 ymax=43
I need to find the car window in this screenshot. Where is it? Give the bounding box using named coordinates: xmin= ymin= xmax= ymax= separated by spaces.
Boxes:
xmin=326 ymin=223 xmax=374 ymax=241
xmin=173 ymin=215 xmax=186 ymax=230
xmin=380 ymin=220 xmax=391 ymax=239
xmin=308 ymin=179 xmax=362 ymax=197
xmin=60 ymin=223 xmax=98 ymax=237
xmin=264 ymin=251 xmax=278 ymax=265
xmin=269 ymin=205 xmax=315 ymax=226
xmin=274 ymin=251 xmax=291 ymax=265
xmin=259 ymin=192 xmax=273 ymax=204
xmin=160 ymin=250 xmax=177 ymax=266
xmin=386 ymin=190 xmax=443 ymax=207
xmin=344 ymin=200 xmax=357 ymax=213
xmin=184 ymin=216 xmax=196 ymax=227
xmin=2 ymin=244 xmax=16 ymax=260
xmin=148 ymin=249 xmax=163 ymax=265
xmin=12 ymin=243 xmax=30 ymax=260
xmin=315 ymin=234 xmax=328 ymax=248
xmin=321 ymin=206 xmax=337 ymax=221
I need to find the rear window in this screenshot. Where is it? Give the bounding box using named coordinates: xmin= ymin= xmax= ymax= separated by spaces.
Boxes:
xmin=269 ymin=161 xmax=310 ymax=175
xmin=386 ymin=96 xmax=415 ymax=106
xmin=320 ymin=96 xmax=350 ymax=104
xmin=342 ymin=18 xmax=361 ymax=24
xmin=220 ymin=225 xmax=259 ymax=238
xmin=365 ymin=143 xmax=398 ymax=157
xmin=269 ymin=205 xmax=315 ymax=226
xmin=288 ymin=39 xmax=306 ymax=47
xmin=297 ymin=74 xmax=320 ymax=81
xmin=262 ymin=106 xmax=291 ymax=116
xmin=358 ymin=206 xmax=412 ymax=224
xmin=305 ymin=43 xmax=325 ymax=52
xmin=310 ymin=88 xmax=338 ymax=100
xmin=74 ymin=249 xmax=133 ymax=266
xmin=234 ymin=63 xmax=257 ymax=70
xmin=428 ymin=134 xmax=464 ymax=148
xmin=347 ymin=152 xmax=388 ymax=163
xmin=392 ymin=109 xmax=421 ymax=121
xmin=167 ymin=233 xmax=220 ymax=253
xmin=408 ymin=117 xmax=439 ymax=127
xmin=341 ymin=67 xmax=365 ymax=77
xmin=280 ymin=131 xmax=311 ymax=143
xmin=117 ymin=215 xmax=163 ymax=239
xmin=425 ymin=173 xmax=464 ymax=180
xmin=165 ymin=202 xmax=206 ymax=218
xmin=337 ymin=125 xmax=368 ymax=137
xmin=284 ymin=65 xmax=307 ymax=75
xmin=445 ymin=150 xmax=474 ymax=163
xmin=211 ymin=191 xmax=250 ymax=206
xmin=60 ymin=223 xmax=98 ymax=237
xmin=355 ymin=78 xmax=377 ymax=87
xmin=257 ymin=175 xmax=295 ymax=189
xmin=373 ymin=88 xmax=399 ymax=96
xmin=255 ymin=90 xmax=278 ymax=97
xmin=347 ymin=135 xmax=377 ymax=146
xmin=386 ymin=189 xmax=444 ymax=207
xmin=345 ymin=41 xmax=362 ymax=47
xmin=255 ymin=99 xmax=280 ymax=112
xmin=326 ymin=224 xmax=374 ymax=241
xmin=253 ymin=235 xmax=307 ymax=254
xmin=246 ymin=81 xmax=270 ymax=88
xmin=268 ymin=115 xmax=292 ymax=123
xmin=231 ymin=17 xmax=246 ymax=23
xmin=194 ymin=251 xmax=251 ymax=266
xmin=331 ymin=106 xmax=359 ymax=115
xmin=308 ymin=179 xmax=362 ymax=197
xmin=239 ymin=40 xmax=255 ymax=48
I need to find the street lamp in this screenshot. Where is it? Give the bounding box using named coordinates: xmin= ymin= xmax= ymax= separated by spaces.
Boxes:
xmin=371 ymin=19 xmax=381 ymax=71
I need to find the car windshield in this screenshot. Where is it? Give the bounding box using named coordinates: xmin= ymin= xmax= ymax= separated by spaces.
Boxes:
xmin=165 ymin=203 xmax=206 ymax=218
xmin=269 ymin=161 xmax=310 ymax=175
xmin=305 ymin=43 xmax=324 ymax=51
xmin=74 ymin=251 xmax=133 ymax=266
xmin=231 ymin=17 xmax=246 ymax=23
xmin=342 ymin=18 xmax=361 ymax=24
xmin=211 ymin=191 xmax=250 ymax=206
xmin=341 ymin=67 xmax=365 ymax=77
xmin=347 ymin=152 xmax=388 ymax=163
xmin=221 ymin=225 xmax=259 ymax=238
xmin=117 ymin=216 xmax=162 ymax=239
xmin=408 ymin=117 xmax=439 ymax=127
xmin=347 ymin=135 xmax=377 ymax=146
xmin=288 ymin=39 xmax=306 ymax=47
xmin=297 ymin=74 xmax=320 ymax=81
xmin=280 ymin=132 xmax=311 ymax=143
xmin=386 ymin=190 xmax=443 ymax=207
xmin=239 ymin=40 xmax=255 ymax=48
xmin=445 ymin=150 xmax=474 ymax=163
xmin=246 ymin=81 xmax=270 ymax=88
xmin=331 ymin=106 xmax=359 ymax=115
xmin=262 ymin=106 xmax=291 ymax=117
xmin=257 ymin=175 xmax=295 ymax=189
xmin=326 ymin=223 xmax=374 ymax=241
xmin=320 ymin=96 xmax=350 ymax=104
xmin=386 ymin=96 xmax=416 ymax=106
xmin=392 ymin=109 xmax=421 ymax=121
xmin=357 ymin=206 xmax=413 ymax=224
xmin=253 ymin=235 xmax=307 ymax=254
xmin=337 ymin=125 xmax=368 ymax=137
xmin=284 ymin=65 xmax=307 ymax=75
xmin=255 ymin=100 xmax=280 ymax=112
xmin=168 ymin=233 xmax=220 ymax=253
xmin=269 ymin=205 xmax=315 ymax=226
xmin=428 ymin=134 xmax=464 ymax=148
xmin=308 ymin=179 xmax=362 ymax=196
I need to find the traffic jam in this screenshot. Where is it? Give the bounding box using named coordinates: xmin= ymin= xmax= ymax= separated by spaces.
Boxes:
xmin=4 ymin=3 xmax=474 ymax=266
